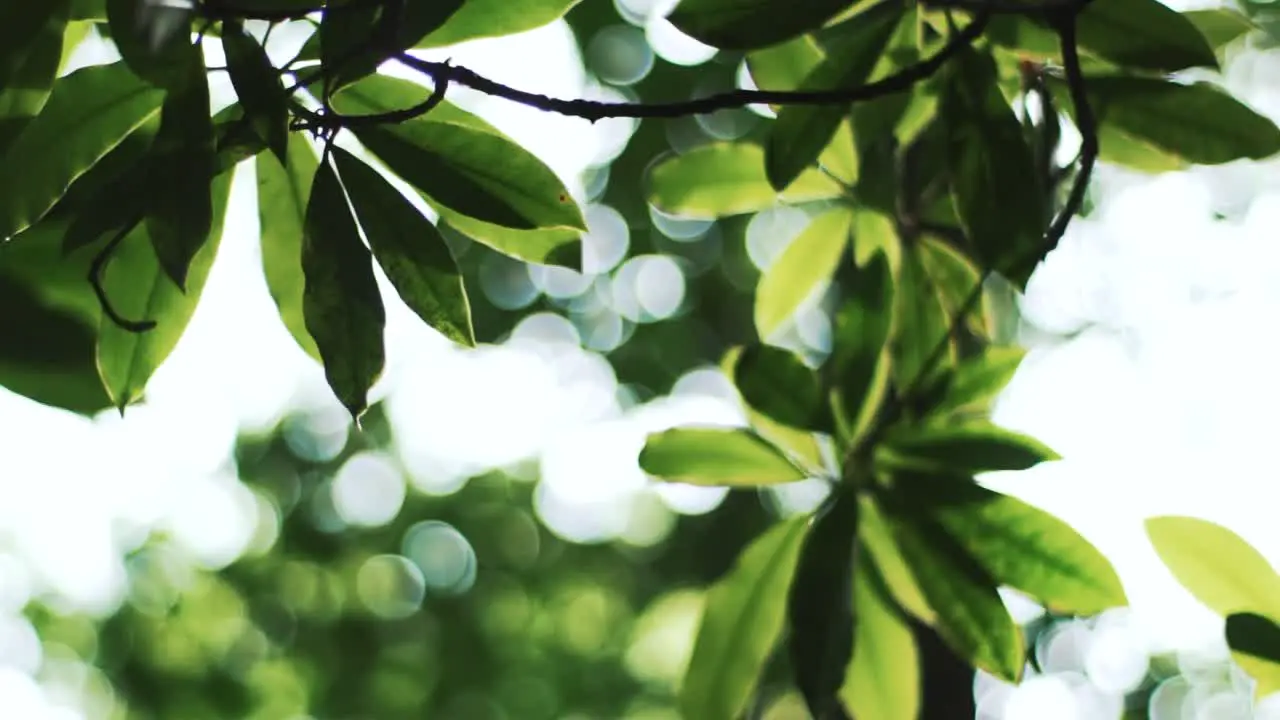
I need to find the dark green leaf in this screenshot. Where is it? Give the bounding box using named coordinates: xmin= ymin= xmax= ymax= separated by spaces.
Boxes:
xmin=720 ymin=346 xmax=827 ymax=477
xmin=734 ymin=344 xmax=828 ymax=432
xmin=302 ymin=157 xmax=386 ymax=421
xmin=787 ymin=489 xmax=859 ymax=718
xmin=145 ymin=40 xmax=215 ymax=290
xmin=332 ymin=147 xmax=474 ymax=347
xmin=415 ymin=0 xmax=583 ymax=49
xmin=319 ymin=0 xmax=464 ymax=93
xmin=0 ymin=61 xmax=164 ymax=241
xmin=916 ymin=234 xmax=988 ymax=338
xmin=944 ymin=48 xmax=1045 ymax=287
xmin=640 ymin=427 xmax=809 ymax=486
xmin=221 ymin=20 xmax=289 ymax=164
xmin=1145 ymin=516 xmax=1280 ymax=618
xmin=648 ymin=143 xmax=844 ymax=219
xmin=895 ymin=479 xmax=1126 ymax=616
xmin=1226 ymin=613 xmax=1280 ymax=697
xmin=106 ymin=0 xmax=196 ymax=88
xmin=680 ymin=517 xmax=809 ymax=720
xmin=70 ymin=0 xmax=106 ymax=21
xmin=97 ymin=170 xmax=232 ymax=410
xmin=879 ymin=421 xmax=1059 ymax=474
xmin=840 ymin=556 xmax=920 ymax=720
xmin=257 ymin=132 xmax=322 ymax=360
xmin=0 ymin=0 xmax=70 ymax=153
xmin=1052 ymin=75 xmax=1280 ymax=169
xmin=0 ymin=219 xmax=112 ymax=414
xmin=669 ymin=0 xmax=860 ymax=50
xmin=754 ymin=206 xmax=853 ymax=339
xmin=886 ymin=505 xmax=1024 ymax=682
xmin=764 ymin=3 xmax=901 ymax=190
xmin=829 ymin=242 xmax=894 ymax=450
xmin=1075 ymin=0 xmax=1218 ymax=72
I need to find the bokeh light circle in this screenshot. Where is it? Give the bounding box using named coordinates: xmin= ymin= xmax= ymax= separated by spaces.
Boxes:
xmin=401 ymin=521 xmax=478 ymax=596
xmin=355 ymin=555 xmax=426 ymax=619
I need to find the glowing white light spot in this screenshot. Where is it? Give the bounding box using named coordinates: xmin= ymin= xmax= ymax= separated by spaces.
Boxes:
xmin=332 ymin=452 xmax=406 ymax=528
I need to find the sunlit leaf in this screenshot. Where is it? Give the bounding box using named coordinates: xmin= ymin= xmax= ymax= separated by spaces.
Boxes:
xmin=302 ymin=156 xmax=386 ymax=421
xmin=648 ymin=143 xmax=844 ymax=219
xmin=640 ymin=427 xmax=809 ymax=487
xmin=787 ymin=489 xmax=859 ymax=717
xmin=829 ymin=248 xmax=893 ymax=450
xmin=97 ymin=170 xmax=232 ymax=410
xmin=332 ymin=147 xmax=474 ymax=347
xmin=680 ymin=516 xmax=809 ymax=720
xmin=930 ymin=345 xmax=1026 ymax=417
xmin=755 ymin=206 xmax=853 ymax=340
xmin=1146 ymin=516 xmax=1280 ymax=618
xmin=257 ymin=132 xmax=322 ymax=360
xmin=1184 ymin=8 xmax=1255 ymax=51
xmin=0 ymin=61 xmax=163 ymax=241
xmin=764 ymin=3 xmax=900 ymax=190
xmin=415 ymin=0 xmax=583 ymax=48
xmin=840 ymin=556 xmax=921 ymax=720
xmin=890 ymin=242 xmax=951 ymax=393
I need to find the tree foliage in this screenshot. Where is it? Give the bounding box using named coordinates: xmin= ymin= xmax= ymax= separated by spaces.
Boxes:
xmin=2 ymin=0 xmax=1279 ymax=718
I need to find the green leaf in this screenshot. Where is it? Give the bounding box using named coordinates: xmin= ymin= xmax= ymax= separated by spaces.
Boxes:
xmin=257 ymin=132 xmax=322 ymax=361
xmin=0 ymin=61 xmax=164 ymax=241
xmin=669 ymin=0 xmax=859 ymax=50
xmin=1226 ymin=613 xmax=1280 ymax=697
xmin=931 ymin=346 xmax=1026 ymax=417
xmin=1074 ymin=0 xmax=1218 ymax=72
xmin=754 ymin=206 xmax=853 ymax=339
xmin=720 ymin=346 xmax=827 ymax=477
xmin=640 ymin=427 xmax=809 ymax=487
xmin=221 ymin=20 xmax=289 ymax=164
xmin=97 ymin=170 xmax=232 ymax=410
xmin=415 ymin=0 xmax=583 ymax=49
xmin=70 ymin=0 xmax=106 ymax=21
xmin=317 ymin=0 xmax=465 ymax=92
xmin=787 ymin=490 xmax=859 ymax=718
xmin=764 ymin=3 xmax=901 ymax=190
xmin=302 ymin=156 xmax=386 ymax=421
xmin=341 ymin=118 xmax=584 ymax=232
xmin=1145 ymin=516 xmax=1280 ymax=618
xmin=331 ymin=147 xmax=474 ymax=347
xmin=889 ymin=242 xmax=950 ymax=393
xmin=0 ymin=219 xmax=112 ymax=415
xmin=916 ymin=234 xmax=988 ymax=339
xmin=648 ymin=143 xmax=844 ymax=219
xmin=1052 ymin=75 xmax=1280 ymax=170
xmin=944 ymin=48 xmax=1045 ymax=287
xmin=879 ymin=421 xmax=1060 ymax=474
xmin=680 ymin=517 xmax=810 ymax=720
xmin=840 ymin=557 xmax=920 ymax=720
xmin=439 ymin=210 xmax=582 ymax=270
xmin=886 ymin=505 xmax=1025 ymax=682
xmin=145 ymin=40 xmax=214 ymax=290
xmin=734 ymin=344 xmax=828 ymax=432
xmin=1184 ymin=9 xmax=1255 ymax=51
xmin=829 ymin=247 xmax=894 ymax=450
xmin=858 ymin=498 xmax=932 ymax=623
xmin=106 ymin=0 xmax=196 ymax=88
xmin=0 ymin=0 xmax=69 ymax=153
xmin=898 ymin=479 xmax=1126 ymax=615
xmin=745 ymin=34 xmax=823 ymax=93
